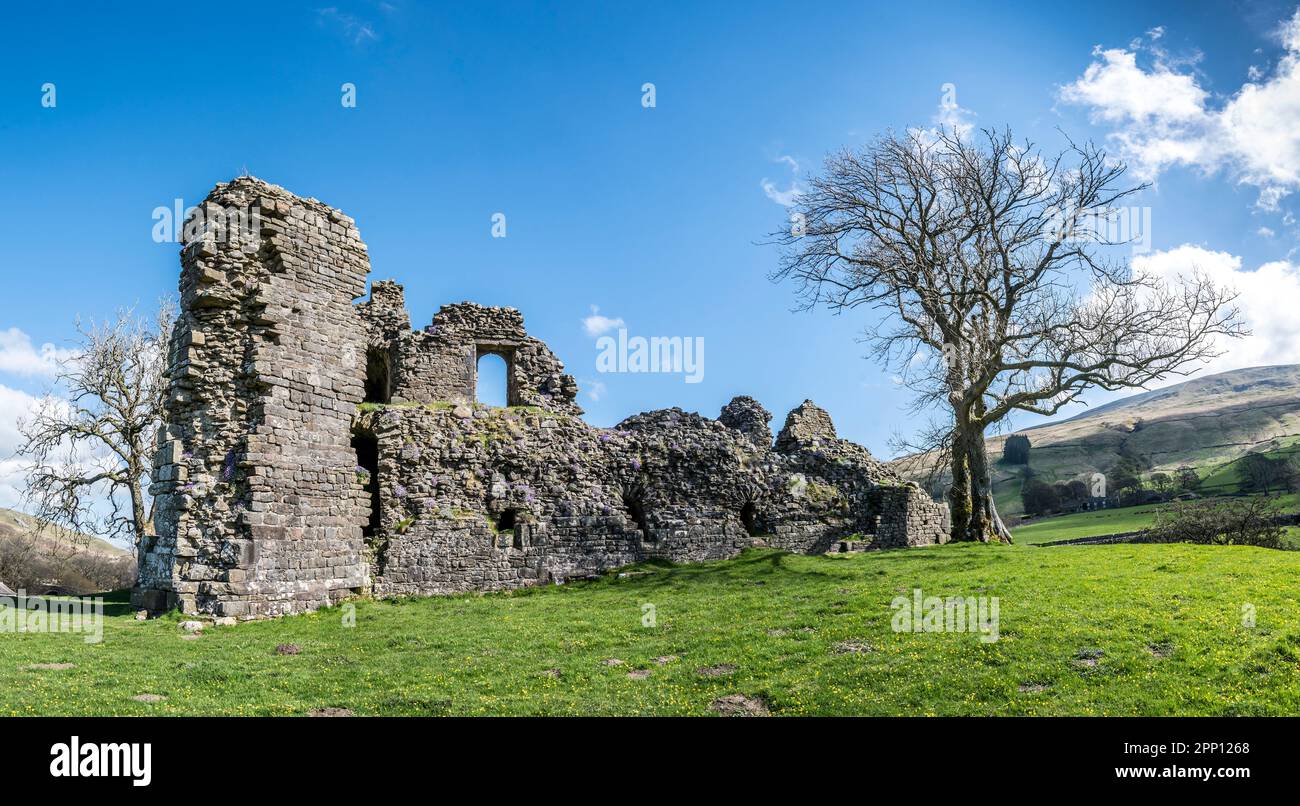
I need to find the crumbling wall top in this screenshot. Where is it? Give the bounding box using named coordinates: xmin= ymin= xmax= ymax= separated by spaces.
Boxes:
xmin=775 ymin=400 xmax=839 ymax=453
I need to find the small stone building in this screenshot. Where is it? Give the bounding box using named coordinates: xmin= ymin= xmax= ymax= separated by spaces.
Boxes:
xmin=133 ymin=177 xmax=949 ymax=618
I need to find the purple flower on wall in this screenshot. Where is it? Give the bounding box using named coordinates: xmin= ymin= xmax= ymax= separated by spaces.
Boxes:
xmin=393 ymin=484 xmax=408 ymax=499
xmin=222 ymin=451 xmax=238 ymax=482
xmin=629 ymin=458 xmax=642 ymax=472
xmin=598 ymin=432 xmax=613 ymax=443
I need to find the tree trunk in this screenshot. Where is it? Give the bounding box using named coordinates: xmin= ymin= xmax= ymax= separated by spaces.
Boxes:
xmin=946 ymin=422 xmax=1013 ymax=544
xmin=128 ymin=457 xmax=149 ymax=555
xmin=966 ymin=431 xmax=1013 ymax=543
xmin=946 ymin=429 xmax=973 ymax=543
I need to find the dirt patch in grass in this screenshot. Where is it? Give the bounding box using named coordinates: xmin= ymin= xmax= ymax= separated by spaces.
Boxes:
xmin=627 ymin=669 xmax=652 ymax=680
xmin=832 ymin=640 xmax=874 ymax=655
xmin=23 ymin=663 xmax=75 ymax=671
xmin=711 ymin=694 xmax=769 ymax=716
xmin=1147 ymin=641 xmax=1174 ymax=658
xmin=1074 ymin=648 xmax=1104 ymax=668
xmin=309 ymin=707 xmax=353 ymax=717
xmin=132 ymin=694 xmax=166 ymax=703
xmin=275 ymin=644 xmax=301 ymax=656
xmin=697 ymin=663 xmax=737 ymax=677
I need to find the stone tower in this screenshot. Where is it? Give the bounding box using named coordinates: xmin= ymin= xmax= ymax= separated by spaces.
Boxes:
xmin=134 ymin=177 xmax=372 ymax=617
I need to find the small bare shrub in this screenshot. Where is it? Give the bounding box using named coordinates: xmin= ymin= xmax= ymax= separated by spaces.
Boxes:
xmin=1142 ymin=497 xmax=1284 ymax=549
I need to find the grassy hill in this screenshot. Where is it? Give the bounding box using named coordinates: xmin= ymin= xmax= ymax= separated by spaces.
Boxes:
xmin=4 ymin=544 xmax=1300 ymax=716
xmin=0 ymin=507 xmax=130 ymax=559
xmin=895 ymin=364 xmax=1300 ymax=519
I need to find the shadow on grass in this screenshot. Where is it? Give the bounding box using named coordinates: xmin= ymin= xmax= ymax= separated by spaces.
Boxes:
xmin=1 ymin=588 xmax=135 ymax=618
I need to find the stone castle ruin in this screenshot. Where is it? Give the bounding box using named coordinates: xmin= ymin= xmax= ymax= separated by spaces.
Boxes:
xmin=133 ymin=177 xmax=949 ymax=618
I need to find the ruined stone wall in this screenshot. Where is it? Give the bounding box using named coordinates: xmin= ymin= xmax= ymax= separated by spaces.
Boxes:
xmin=353 ymin=395 xmax=944 ymax=597
xmin=135 ymin=177 xmax=949 ymax=618
xmin=135 ymin=177 xmax=371 ymax=617
xmin=358 ymin=295 xmax=581 ymax=416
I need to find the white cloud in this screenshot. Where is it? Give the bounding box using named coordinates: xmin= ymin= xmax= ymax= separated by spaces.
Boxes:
xmin=0 ymin=385 xmax=42 ymax=512
xmin=317 ymin=7 xmax=379 ymax=44
xmin=932 ymin=96 xmax=977 ymax=138
xmin=1258 ymin=226 xmax=1276 ymax=238
xmin=0 ymin=327 xmax=73 ymax=377
xmin=0 ymin=458 xmax=29 ymax=511
xmin=761 ymin=154 xmax=806 ymax=207
xmin=1132 ymin=245 xmax=1300 ymax=381
xmin=582 ymin=305 xmax=624 ymax=338
xmin=1060 ymin=10 xmax=1300 ymax=212
xmin=584 ymin=379 xmax=607 ymax=403
xmin=761 ymin=179 xmax=804 ymax=207
xmin=0 ymin=384 xmax=40 ymax=458
xmin=0 ymin=385 xmax=123 ymax=520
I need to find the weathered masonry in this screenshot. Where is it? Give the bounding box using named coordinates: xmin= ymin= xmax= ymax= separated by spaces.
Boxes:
xmin=133 ymin=177 xmax=949 ymax=618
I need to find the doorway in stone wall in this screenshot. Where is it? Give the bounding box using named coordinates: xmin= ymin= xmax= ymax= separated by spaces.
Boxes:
xmin=352 ymin=432 xmax=381 ymax=538
xmin=364 ymin=347 xmax=391 ymax=404
xmin=740 ymin=501 xmax=761 ymax=537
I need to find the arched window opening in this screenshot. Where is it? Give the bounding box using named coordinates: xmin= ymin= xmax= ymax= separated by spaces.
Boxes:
xmin=476 ymin=352 xmax=508 ymax=407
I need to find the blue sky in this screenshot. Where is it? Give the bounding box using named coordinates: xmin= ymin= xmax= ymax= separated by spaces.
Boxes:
xmin=3 ymin=0 xmax=1300 ymax=511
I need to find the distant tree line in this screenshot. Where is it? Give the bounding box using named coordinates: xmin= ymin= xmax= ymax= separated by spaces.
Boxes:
xmin=1020 ymin=448 xmax=1300 ymax=518
xmin=0 ymin=535 xmax=134 ymax=594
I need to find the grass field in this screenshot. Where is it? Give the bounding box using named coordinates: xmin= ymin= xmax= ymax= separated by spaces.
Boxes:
xmin=1012 ymin=504 xmax=1169 ymax=544
xmin=4 ymin=543 xmax=1300 ymax=716
xmin=1011 ymin=492 xmax=1300 ymax=545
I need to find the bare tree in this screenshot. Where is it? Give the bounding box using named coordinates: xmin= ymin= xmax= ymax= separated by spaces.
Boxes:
xmin=16 ymin=302 xmax=175 ymax=554
xmin=772 ymin=127 xmax=1244 ymax=543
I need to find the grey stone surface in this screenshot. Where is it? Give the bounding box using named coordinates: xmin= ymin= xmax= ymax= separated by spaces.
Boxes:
xmin=133 ymin=177 xmax=949 ymax=618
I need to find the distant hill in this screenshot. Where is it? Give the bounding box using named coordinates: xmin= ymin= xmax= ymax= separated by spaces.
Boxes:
xmin=894 ymin=365 xmax=1300 ymax=518
xmin=0 ymin=507 xmax=131 ymax=558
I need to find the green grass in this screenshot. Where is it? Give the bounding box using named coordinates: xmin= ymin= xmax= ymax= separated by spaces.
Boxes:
xmin=1011 ymin=504 xmax=1170 ymax=544
xmin=1012 ymin=493 xmax=1300 ymax=545
xmin=4 ymin=544 xmax=1300 ymax=715
xmin=1198 ymin=442 xmax=1300 ymax=496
